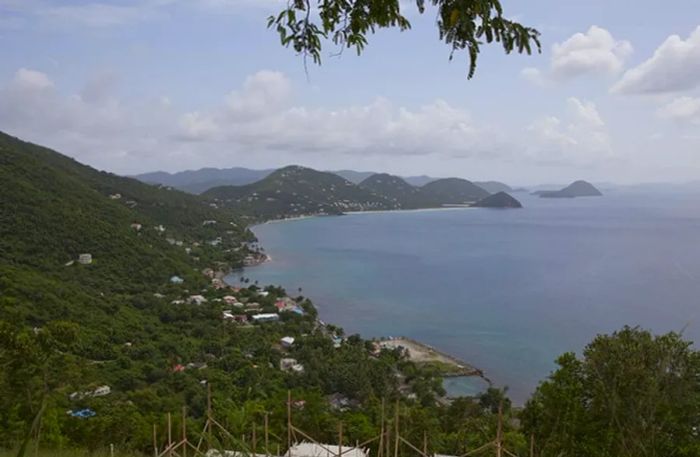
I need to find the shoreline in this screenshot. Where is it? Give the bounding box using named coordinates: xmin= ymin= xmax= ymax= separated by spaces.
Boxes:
xmin=227 ymin=231 xmax=493 ymax=393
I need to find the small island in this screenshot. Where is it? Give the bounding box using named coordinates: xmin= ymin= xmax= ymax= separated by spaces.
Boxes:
xmin=472 ymin=191 xmax=523 ymax=208
xmin=538 ymin=180 xmax=603 ymax=198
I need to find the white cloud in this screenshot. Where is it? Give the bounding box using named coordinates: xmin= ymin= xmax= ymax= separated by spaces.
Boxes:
xmin=525 ymin=97 xmax=612 ymax=165
xmin=523 ymin=26 xmax=632 ymax=84
xmin=658 ymin=97 xmax=700 ymax=125
xmin=612 ymin=26 xmax=700 ymax=94
xmin=14 ymin=68 xmax=54 ymax=91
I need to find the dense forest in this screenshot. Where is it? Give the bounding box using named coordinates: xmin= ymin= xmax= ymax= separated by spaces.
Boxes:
xmin=1 ymin=132 xmax=699 ymax=457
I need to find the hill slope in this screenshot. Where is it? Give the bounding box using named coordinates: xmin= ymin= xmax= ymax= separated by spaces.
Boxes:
xmin=474 ymin=181 xmax=513 ymax=194
xmin=417 ymin=178 xmax=490 ymax=206
xmin=359 ymin=173 xmax=421 ymax=208
xmin=472 ymin=191 xmax=523 ymax=208
xmin=204 ymin=165 xmax=399 ymax=219
xmin=135 ymin=167 xmax=275 ymax=193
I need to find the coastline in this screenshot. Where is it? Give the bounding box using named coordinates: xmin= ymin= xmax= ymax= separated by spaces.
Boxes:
xmin=230 ymin=218 xmax=493 ymax=394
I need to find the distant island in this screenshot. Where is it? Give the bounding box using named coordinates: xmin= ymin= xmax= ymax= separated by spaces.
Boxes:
xmin=536 ymin=180 xmax=603 ymax=198
xmin=202 ymin=166 xmax=522 ymax=220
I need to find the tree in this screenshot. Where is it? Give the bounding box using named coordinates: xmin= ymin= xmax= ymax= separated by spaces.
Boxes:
xmin=0 ymin=320 xmax=79 ymax=457
xmin=269 ymin=0 xmax=541 ymax=78
xmin=522 ymin=327 xmax=700 ymax=457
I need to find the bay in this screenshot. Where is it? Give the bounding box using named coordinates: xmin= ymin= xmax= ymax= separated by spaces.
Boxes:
xmin=227 ymin=190 xmax=700 ymax=403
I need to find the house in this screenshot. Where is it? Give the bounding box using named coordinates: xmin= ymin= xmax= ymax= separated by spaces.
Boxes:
xmin=223 ymin=296 xmax=237 ymax=305
xmin=170 ymin=299 xmax=185 ymax=305
xmin=280 ymin=336 xmax=295 ymax=348
xmin=170 ymin=275 xmax=184 ymax=284
xmin=246 ymin=302 xmax=262 ymax=310
xmin=202 ymin=268 xmax=215 ymax=278
xmin=202 ymin=220 xmax=217 ymax=226
xmin=212 ymin=278 xmax=225 ymax=289
xmin=285 ymin=443 xmax=368 ymax=457
xmin=155 ymin=225 xmax=166 ymax=232
xmin=92 ymin=385 xmax=111 ymax=397
xmin=206 ymin=451 xmax=270 ymax=457
xmin=130 ymin=223 xmax=142 ymax=231
xmin=172 ymin=364 xmax=186 ymax=373
xmin=222 ymin=311 xmax=235 ymax=320
xmin=258 ymin=291 xmax=270 ymax=297
xmin=78 ymin=253 xmax=92 ymax=265
xmin=188 ymin=295 xmax=207 ymax=305
xmin=280 ymin=358 xmax=304 ymax=373
xmin=109 ymin=193 xmax=121 ymax=199
xmin=252 ymin=313 xmax=279 ymax=323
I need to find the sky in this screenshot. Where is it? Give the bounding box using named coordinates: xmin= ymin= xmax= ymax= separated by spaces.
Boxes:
xmin=1 ymin=0 xmax=699 ymax=185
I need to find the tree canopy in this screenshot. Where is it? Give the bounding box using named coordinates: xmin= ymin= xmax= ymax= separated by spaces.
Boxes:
xmin=269 ymin=0 xmax=541 ymax=78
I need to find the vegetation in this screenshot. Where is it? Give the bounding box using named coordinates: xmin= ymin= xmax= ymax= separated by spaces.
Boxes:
xmin=268 ymin=0 xmax=541 ymax=79
xmin=472 ymin=191 xmax=522 ymax=208
xmin=2 ymin=132 xmax=699 ymax=457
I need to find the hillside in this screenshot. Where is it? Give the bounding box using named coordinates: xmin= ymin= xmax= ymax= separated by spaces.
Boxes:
xmin=472 ymin=191 xmax=523 ymax=208
xmin=203 ymin=165 xmax=399 ymax=219
xmin=135 ymin=167 xmax=275 ymax=193
xmin=359 ymin=173 xmax=422 ymax=208
xmin=417 ymin=178 xmax=490 ymax=206
xmin=539 ymin=180 xmax=603 ymax=198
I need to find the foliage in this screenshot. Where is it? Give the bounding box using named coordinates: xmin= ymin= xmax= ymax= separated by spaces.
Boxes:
xmin=268 ymin=0 xmax=541 ymax=78
xmin=522 ymin=327 xmax=700 ymax=457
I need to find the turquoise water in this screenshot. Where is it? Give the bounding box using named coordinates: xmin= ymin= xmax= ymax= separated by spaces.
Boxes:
xmin=227 ymin=190 xmax=700 ymax=403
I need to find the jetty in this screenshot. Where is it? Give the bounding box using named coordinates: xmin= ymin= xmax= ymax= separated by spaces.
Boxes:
xmin=379 ymin=337 xmax=492 ymax=384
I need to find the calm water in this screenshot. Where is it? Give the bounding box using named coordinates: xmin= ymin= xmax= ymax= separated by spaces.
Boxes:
xmin=227 ymin=190 xmax=700 ymax=403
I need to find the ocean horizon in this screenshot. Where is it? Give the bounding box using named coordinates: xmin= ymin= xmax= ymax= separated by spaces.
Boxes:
xmin=227 ymin=189 xmax=700 ymax=403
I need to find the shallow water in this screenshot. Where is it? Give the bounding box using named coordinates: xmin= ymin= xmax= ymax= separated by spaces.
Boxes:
xmin=228 ymin=190 xmax=700 ymax=403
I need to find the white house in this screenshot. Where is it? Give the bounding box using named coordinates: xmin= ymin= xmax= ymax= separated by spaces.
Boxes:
xmin=285 ymin=443 xmax=369 ymax=457
xmin=280 ymin=336 xmax=295 ymax=348
xmin=188 ymin=295 xmax=208 ymax=305
xmin=78 ymin=253 xmax=92 ymax=265
xmin=170 ymin=275 xmax=184 ymax=284
xmin=92 ymin=385 xmax=111 ymax=397
xmin=251 ymin=313 xmax=278 ymax=323
xmin=280 ymin=358 xmax=304 ymax=373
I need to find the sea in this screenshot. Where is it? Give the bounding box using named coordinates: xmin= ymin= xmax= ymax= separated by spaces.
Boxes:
xmin=226 ymin=189 xmax=700 ymax=404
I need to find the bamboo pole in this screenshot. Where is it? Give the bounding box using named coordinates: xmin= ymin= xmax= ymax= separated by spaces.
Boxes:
xmin=253 ymin=422 xmax=258 ymax=456
xmin=495 ymin=401 xmax=503 ymax=457
xmin=265 ymin=413 xmax=270 ymax=457
xmin=208 ymin=384 xmax=213 ymax=451
xmin=378 ymin=399 xmax=385 ymax=457
xmin=168 ymin=413 xmax=173 ymax=457
xmin=183 ymin=406 xmax=188 ymax=457
xmin=530 ymin=434 xmax=534 ymax=457
xmin=422 ymin=433 xmax=427 ymax=457
xmin=338 ymin=422 xmax=343 ymax=457
xmin=153 ymin=424 xmax=158 ymax=457
xmin=287 ymin=391 xmax=292 ymax=451
xmin=393 ymin=401 xmax=400 ymax=457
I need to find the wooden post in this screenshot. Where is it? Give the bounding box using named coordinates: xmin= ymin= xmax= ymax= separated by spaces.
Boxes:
xmin=378 ymin=399 xmax=385 ymax=457
xmin=422 ymin=432 xmax=427 ymax=457
xmin=265 ymin=413 xmax=270 ymax=457
xmin=393 ymin=401 xmax=400 ymax=457
xmin=168 ymin=413 xmax=173 ymax=457
xmin=110 ymin=443 xmax=115 ymax=457
xmin=495 ymin=401 xmax=503 ymax=457
xmin=253 ymin=422 xmax=258 ymax=456
xmin=153 ymin=424 xmax=158 ymax=457
xmin=182 ymin=406 xmax=188 ymax=457
xmin=338 ymin=422 xmax=343 ymax=457
xmin=208 ymin=384 xmax=213 ymax=450
xmin=287 ymin=390 xmax=292 ymax=451
xmin=529 ymin=433 xmax=534 ymax=457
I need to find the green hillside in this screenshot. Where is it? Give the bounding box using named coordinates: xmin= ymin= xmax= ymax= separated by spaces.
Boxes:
xmin=358 ymin=173 xmax=422 ymax=208
xmin=417 ymin=178 xmax=490 ymax=206
xmin=539 ymin=180 xmax=603 ymax=198
xmin=203 ymin=165 xmax=399 ymax=220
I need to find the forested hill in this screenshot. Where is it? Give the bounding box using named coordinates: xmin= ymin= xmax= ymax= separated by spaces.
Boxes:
xmin=204 ymin=169 xmax=516 ymax=219
xmin=203 ymin=165 xmax=400 ymax=219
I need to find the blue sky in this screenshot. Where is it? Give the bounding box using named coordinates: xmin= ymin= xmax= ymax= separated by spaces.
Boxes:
xmin=1 ymin=0 xmax=699 ymax=184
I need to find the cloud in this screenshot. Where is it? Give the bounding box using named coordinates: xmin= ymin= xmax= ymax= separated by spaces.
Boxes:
xmin=523 ymin=26 xmax=632 ymax=84
xmin=525 ymin=97 xmax=612 ymax=165
xmin=611 ymin=26 xmax=700 ymax=94
xmin=658 ymin=97 xmax=700 ymax=125
xmin=0 ymin=68 xmax=617 ymax=174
